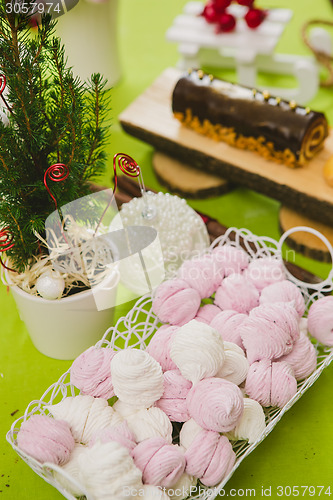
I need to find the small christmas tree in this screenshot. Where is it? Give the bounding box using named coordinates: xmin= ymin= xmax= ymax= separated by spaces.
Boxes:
xmin=0 ymin=6 xmax=110 ymax=273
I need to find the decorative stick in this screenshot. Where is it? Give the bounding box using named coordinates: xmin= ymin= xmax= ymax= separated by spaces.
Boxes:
xmin=44 ymin=163 xmax=70 ymax=245
xmin=0 ymin=227 xmax=17 ymax=272
xmin=0 ymin=74 xmax=13 ymax=115
xmin=94 ymin=153 xmax=146 ymax=236
xmin=43 ymin=163 xmax=69 ymax=211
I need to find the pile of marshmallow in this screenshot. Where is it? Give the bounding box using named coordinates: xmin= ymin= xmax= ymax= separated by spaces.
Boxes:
xmin=152 ymin=245 xmax=333 ymax=401
xmin=16 ymin=244 xmax=333 ymax=500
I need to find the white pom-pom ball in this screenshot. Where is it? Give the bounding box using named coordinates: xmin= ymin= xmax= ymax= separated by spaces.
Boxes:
xmin=36 ymin=271 xmax=65 ymax=300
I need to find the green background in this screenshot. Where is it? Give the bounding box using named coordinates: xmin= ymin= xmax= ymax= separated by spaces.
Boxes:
xmin=1 ymin=0 xmax=333 ymax=498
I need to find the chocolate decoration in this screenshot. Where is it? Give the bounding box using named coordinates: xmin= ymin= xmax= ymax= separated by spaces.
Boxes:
xmin=172 ymin=70 xmax=329 ymax=167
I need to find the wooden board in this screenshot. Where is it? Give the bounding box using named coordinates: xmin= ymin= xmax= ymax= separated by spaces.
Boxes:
xmin=119 ymin=67 xmax=333 ymax=226
xmin=152 ymin=151 xmax=232 ymax=199
xmin=279 ymin=206 xmax=333 ymax=263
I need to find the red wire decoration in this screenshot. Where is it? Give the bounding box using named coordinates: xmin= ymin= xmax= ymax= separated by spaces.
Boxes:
xmin=0 ymin=227 xmax=17 ymax=272
xmin=94 ymin=153 xmax=141 ymax=235
xmin=0 ymin=74 xmax=6 ymax=95
xmin=113 ymin=153 xmax=141 ymax=191
xmin=0 ymin=227 xmax=15 ymax=252
xmin=43 ymin=163 xmax=69 ymax=210
xmin=0 ymin=73 xmax=13 ymax=115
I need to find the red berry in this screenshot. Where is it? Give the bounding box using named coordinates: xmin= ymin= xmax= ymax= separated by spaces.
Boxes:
xmin=216 ymin=12 xmax=236 ymax=32
xmin=236 ymin=0 xmax=255 ymax=6
xmin=214 ymin=0 xmax=232 ymax=12
xmin=244 ymin=8 xmax=266 ymax=29
xmin=202 ymin=2 xmax=219 ymax=23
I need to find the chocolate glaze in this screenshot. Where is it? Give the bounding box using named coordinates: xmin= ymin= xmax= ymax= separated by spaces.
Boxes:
xmin=172 ymin=71 xmax=328 ymax=162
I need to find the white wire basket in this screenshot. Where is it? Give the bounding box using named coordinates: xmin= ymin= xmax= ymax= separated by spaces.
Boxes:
xmin=6 ymin=227 xmax=333 ymax=500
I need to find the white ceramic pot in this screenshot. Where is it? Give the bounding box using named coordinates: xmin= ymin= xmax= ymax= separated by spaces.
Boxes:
xmin=10 ymin=271 xmax=119 ymax=360
xmin=55 ymin=0 xmax=121 ymax=87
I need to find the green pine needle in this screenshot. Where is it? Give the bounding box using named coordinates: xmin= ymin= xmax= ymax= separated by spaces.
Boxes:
xmin=0 ymin=8 xmax=110 ymax=272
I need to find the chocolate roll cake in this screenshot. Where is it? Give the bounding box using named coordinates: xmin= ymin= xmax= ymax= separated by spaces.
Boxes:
xmin=172 ymin=70 xmax=329 ymax=167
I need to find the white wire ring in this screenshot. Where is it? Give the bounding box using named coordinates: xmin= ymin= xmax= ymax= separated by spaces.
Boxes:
xmin=277 ymin=225 xmax=333 ymax=290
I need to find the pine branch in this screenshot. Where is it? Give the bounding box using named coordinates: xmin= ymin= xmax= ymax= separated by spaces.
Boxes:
xmin=1 ymin=16 xmax=48 ymax=176
xmin=52 ymin=37 xmax=65 ymax=108
xmin=80 ymin=74 xmax=110 ymax=182
xmin=86 ymin=77 xmax=101 ymax=167
xmin=66 ymin=80 xmax=78 ymax=167
xmin=7 ymin=13 xmax=21 ymax=68
xmin=4 ymin=202 xmax=25 ymax=248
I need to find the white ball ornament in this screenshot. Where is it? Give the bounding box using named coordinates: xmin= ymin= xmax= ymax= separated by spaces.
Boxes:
xmin=119 ymin=191 xmax=209 ymax=272
xmin=36 ymin=271 xmax=65 ymax=300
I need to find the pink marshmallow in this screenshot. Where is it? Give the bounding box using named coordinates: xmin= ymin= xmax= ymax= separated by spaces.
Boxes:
xmin=244 ymin=359 xmax=272 ymax=407
xmin=259 ymin=280 xmax=306 ymax=317
xmin=89 ymin=421 xmax=136 ymax=451
xmin=131 ymin=437 xmax=186 ymax=487
xmin=239 ymin=302 xmax=300 ymax=364
xmin=210 ymin=310 xmax=247 ymax=349
xmin=146 ymin=325 xmax=179 ymax=372
xmin=17 ymin=414 xmax=75 ymax=465
xmin=195 ymin=304 xmax=221 ymax=324
xmin=307 ymin=296 xmax=333 ymax=346
xmin=152 ymin=278 xmax=201 ymax=326
xmin=244 ymin=257 xmax=286 ymax=291
xmin=211 ymin=245 xmax=249 ymax=276
xmin=155 ymin=370 xmax=192 ymax=422
xmin=70 ymin=346 xmax=116 ymax=399
xmin=278 ymin=333 xmax=317 ymax=380
xmin=178 ymin=255 xmax=223 ymax=298
xmin=245 ymin=359 xmax=297 ymax=408
xmin=271 ymin=361 xmax=298 ymax=407
xmin=250 ymin=302 xmax=300 ymax=344
xmin=186 ymin=378 xmax=243 ymax=432
xmin=214 ymin=274 xmax=260 ymax=314
xmin=185 ymin=430 xmax=235 ymax=487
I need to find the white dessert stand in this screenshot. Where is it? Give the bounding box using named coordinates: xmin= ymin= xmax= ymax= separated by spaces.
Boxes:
xmin=166 ymin=1 xmax=332 ymax=104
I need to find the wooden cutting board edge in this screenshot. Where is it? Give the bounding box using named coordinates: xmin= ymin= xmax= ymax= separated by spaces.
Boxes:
xmin=152 ymin=151 xmax=232 ymax=199
xmin=279 ymin=206 xmax=333 ymax=263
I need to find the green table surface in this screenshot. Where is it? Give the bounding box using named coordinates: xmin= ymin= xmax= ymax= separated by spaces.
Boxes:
xmin=1 ymin=0 xmax=333 ymax=498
